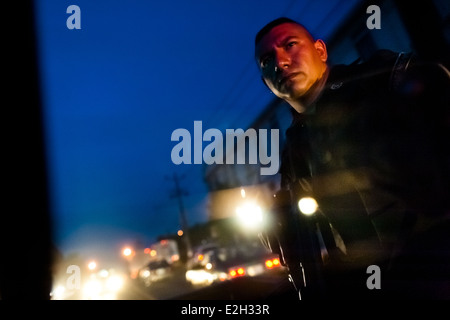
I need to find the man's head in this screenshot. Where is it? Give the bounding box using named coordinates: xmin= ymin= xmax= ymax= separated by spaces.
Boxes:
xmin=255 ymin=18 xmax=328 ymax=112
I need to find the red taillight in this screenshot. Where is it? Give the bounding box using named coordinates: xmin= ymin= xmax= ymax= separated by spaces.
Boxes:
xmin=265 ymin=258 xmax=281 ymax=269
xmin=229 ymin=267 xmax=245 ymax=278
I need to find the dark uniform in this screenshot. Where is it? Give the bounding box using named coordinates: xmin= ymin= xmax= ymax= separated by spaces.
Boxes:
xmin=275 ymin=50 xmax=450 ymax=299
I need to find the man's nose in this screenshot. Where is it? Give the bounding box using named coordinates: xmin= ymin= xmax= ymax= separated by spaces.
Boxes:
xmin=275 ymin=50 xmax=290 ymax=70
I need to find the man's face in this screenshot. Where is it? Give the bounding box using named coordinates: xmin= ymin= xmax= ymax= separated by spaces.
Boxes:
xmin=255 ymin=23 xmax=328 ymax=103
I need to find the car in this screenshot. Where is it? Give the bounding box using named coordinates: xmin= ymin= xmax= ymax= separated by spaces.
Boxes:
xmin=227 ymin=254 xmax=282 ymax=280
xmin=185 ymin=263 xmax=228 ymax=286
xmin=186 ymin=243 xmax=219 ymax=270
xmin=139 ymin=260 xmax=172 ymax=287
xmin=185 ymin=248 xmax=284 ymax=287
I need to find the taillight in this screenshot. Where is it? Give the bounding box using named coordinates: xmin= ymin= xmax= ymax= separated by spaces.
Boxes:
xmin=229 ymin=267 xmax=246 ymax=278
xmin=265 ymin=258 xmax=280 ymax=269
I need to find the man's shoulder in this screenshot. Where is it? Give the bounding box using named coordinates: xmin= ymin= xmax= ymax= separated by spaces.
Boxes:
xmin=332 ymin=49 xmax=448 ymax=84
xmin=329 ymin=50 xmax=408 ymax=85
xmin=358 ymin=49 xmax=404 ymax=71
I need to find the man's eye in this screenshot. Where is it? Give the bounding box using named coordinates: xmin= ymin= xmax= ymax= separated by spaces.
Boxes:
xmin=260 ymin=58 xmax=271 ymax=69
xmin=287 ymin=41 xmax=297 ymax=48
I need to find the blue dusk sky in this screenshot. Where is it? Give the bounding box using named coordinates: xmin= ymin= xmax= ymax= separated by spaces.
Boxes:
xmin=34 ymin=0 xmax=359 ymax=261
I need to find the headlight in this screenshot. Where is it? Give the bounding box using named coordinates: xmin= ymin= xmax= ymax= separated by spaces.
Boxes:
xmin=236 ymin=202 xmax=263 ymax=229
xmin=140 ymin=269 xmax=151 ymax=278
xmin=298 ymin=197 xmax=318 ymax=215
xmin=51 ymin=285 xmax=66 ymax=300
xmin=83 ymin=279 xmax=102 ymax=299
xmin=106 ymin=275 xmax=124 ymax=292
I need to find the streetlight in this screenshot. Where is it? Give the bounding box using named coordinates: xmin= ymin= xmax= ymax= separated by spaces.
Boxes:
xmin=122 ymin=247 xmax=133 ymax=258
xmin=87 ymin=260 xmax=97 ymax=271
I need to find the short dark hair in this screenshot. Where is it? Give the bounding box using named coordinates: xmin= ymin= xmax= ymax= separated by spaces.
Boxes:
xmin=255 ymin=17 xmax=309 ymax=46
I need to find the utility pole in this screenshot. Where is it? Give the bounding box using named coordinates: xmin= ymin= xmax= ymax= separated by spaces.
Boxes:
xmin=166 ymin=173 xmax=193 ymax=259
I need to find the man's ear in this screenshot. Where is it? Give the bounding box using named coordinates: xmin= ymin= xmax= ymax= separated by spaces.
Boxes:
xmin=314 ymin=39 xmax=328 ymax=62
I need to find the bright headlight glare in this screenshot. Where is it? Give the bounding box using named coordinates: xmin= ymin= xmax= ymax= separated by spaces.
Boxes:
xmin=298 ymin=197 xmax=318 ymax=215
xmin=52 ymin=285 xmax=66 ymax=300
xmin=83 ymin=279 xmax=102 ymax=299
xmin=236 ymin=202 xmax=263 ymax=229
xmin=106 ymin=275 xmax=124 ymax=292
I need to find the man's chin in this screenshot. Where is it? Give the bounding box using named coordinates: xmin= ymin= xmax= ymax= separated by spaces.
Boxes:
xmin=279 ymin=87 xmax=309 ymax=101
xmin=277 ymin=78 xmax=309 ymax=94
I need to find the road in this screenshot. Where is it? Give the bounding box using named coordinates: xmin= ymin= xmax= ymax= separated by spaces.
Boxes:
xmin=117 ymin=265 xmax=299 ymax=300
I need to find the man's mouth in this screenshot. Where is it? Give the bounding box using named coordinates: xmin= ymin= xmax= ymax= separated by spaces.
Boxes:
xmin=278 ymin=72 xmax=300 ymax=85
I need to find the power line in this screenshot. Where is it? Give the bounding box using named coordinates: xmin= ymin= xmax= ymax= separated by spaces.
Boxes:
xmin=165 ymin=172 xmax=193 ymax=257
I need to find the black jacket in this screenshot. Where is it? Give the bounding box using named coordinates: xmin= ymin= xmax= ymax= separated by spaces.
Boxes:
xmin=279 ymin=49 xmax=450 ymax=298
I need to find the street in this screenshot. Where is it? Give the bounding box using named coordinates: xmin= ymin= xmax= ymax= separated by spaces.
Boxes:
xmin=117 ymin=265 xmax=298 ymax=300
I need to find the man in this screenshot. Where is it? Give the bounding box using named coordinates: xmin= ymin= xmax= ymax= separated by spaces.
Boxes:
xmin=255 ymin=17 xmax=450 ymax=299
